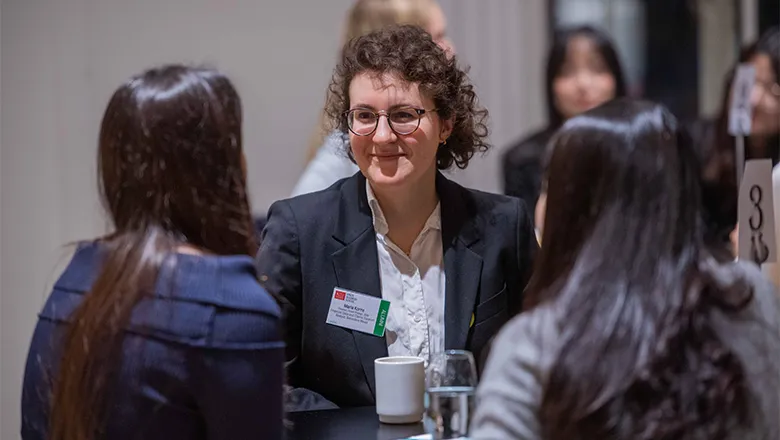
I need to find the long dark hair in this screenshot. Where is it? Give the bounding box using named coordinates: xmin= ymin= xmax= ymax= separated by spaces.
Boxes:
xmin=699 ymin=26 xmax=780 ymax=253
xmin=49 ymin=65 xmax=256 ymax=440
xmin=528 ymin=99 xmax=757 ymax=439
xmin=545 ymin=25 xmax=628 ymax=128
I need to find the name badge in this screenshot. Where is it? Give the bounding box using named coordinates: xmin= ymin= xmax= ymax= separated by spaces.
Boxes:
xmin=326 ymin=287 xmax=390 ymax=337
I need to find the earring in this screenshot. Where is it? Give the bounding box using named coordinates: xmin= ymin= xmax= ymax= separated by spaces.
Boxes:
xmin=441 ymin=139 xmax=448 ymax=146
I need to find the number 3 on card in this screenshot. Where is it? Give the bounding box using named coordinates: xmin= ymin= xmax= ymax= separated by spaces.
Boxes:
xmin=738 ymin=159 xmax=777 ymax=264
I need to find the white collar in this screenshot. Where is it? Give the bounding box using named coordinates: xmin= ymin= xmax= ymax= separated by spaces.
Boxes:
xmin=365 ymin=182 xmax=441 ymax=236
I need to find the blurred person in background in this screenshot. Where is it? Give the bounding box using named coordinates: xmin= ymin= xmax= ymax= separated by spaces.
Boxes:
xmin=21 ymin=65 xmax=284 ymax=440
xmin=691 ymin=26 xmax=779 ymax=259
xmin=472 ymin=99 xmax=780 ymax=440
xmin=502 ymin=25 xmax=627 ymax=224
xmin=291 ymin=0 xmax=453 ymax=197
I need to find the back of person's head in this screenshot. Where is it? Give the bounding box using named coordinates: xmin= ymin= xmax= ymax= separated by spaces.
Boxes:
xmin=545 ymin=25 xmax=628 ymax=128
xmin=529 ymin=98 xmax=759 ymax=439
xmin=533 ymin=99 xmax=700 ymax=294
xmin=98 ymin=64 xmax=253 ymax=253
xmin=49 ymin=64 xmax=255 ymax=440
xmin=326 ymin=24 xmax=488 ymax=170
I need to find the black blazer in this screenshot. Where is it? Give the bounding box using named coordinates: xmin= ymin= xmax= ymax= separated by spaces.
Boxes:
xmin=257 ymin=172 xmax=537 ymax=410
xmin=502 ymin=127 xmax=555 ymax=221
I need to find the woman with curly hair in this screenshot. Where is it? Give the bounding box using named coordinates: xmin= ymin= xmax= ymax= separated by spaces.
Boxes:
xmin=257 ymin=24 xmax=537 ymax=411
xmin=471 ymin=99 xmax=780 ymax=440
xmin=291 ymin=0 xmax=453 ymax=197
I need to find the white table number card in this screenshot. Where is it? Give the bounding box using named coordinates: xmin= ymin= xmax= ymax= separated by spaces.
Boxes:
xmin=738 ymin=159 xmax=777 ymax=265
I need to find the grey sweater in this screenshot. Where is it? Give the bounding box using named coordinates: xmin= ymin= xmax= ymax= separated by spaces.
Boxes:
xmin=470 ymin=261 xmax=780 ymax=440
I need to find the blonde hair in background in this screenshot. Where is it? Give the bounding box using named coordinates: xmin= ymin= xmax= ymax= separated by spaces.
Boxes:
xmin=343 ymin=0 xmax=434 ymax=42
xmin=305 ymin=0 xmax=436 ymax=162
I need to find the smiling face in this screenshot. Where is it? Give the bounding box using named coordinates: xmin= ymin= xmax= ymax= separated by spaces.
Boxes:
xmin=348 ymin=71 xmax=452 ymax=190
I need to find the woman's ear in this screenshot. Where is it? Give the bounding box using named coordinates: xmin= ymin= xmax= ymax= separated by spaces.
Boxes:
xmin=439 ymin=118 xmax=454 ymax=143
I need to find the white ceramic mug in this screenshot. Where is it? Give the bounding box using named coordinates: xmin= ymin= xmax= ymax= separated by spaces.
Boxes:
xmin=374 ymin=356 xmax=425 ymax=424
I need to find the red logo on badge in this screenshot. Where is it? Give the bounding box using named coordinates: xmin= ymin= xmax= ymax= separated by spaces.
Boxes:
xmin=334 ymin=290 xmax=346 ymax=300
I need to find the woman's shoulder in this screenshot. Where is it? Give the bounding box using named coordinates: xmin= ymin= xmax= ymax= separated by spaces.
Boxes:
xmin=271 ymin=171 xmax=365 ymax=233
xmin=474 ymin=303 xmax=561 ymax=434
xmin=51 ymin=241 xmax=277 ymax=308
xmin=42 ymin=244 xmax=282 ymax=347
xmin=445 ymin=178 xmax=533 ymax=222
xmin=123 ymin=254 xmax=278 ymax=352
xmin=712 ymin=260 xmax=778 ymax=309
xmin=711 ymin=261 xmax=780 ymax=438
xmin=160 ymin=253 xmax=281 ymax=317
xmin=488 ymin=303 xmax=561 ymax=369
xmin=733 ymin=260 xmax=780 ymax=324
xmin=479 ymin=303 xmax=562 ymax=395
xmin=708 ymin=259 xmax=780 ymax=365
xmin=148 ymin=254 xmax=283 ymax=348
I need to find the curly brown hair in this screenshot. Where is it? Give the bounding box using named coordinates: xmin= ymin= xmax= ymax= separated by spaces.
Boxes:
xmin=324 ymin=24 xmax=489 ymax=169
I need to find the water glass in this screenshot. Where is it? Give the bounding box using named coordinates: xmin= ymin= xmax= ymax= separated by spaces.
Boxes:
xmin=425 ymin=350 xmax=478 ymax=439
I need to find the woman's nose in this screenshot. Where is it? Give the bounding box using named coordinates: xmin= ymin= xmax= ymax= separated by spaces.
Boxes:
xmin=372 ymin=115 xmax=396 ymax=144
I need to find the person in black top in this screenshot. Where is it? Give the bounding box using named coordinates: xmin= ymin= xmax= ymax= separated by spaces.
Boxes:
xmin=502 ymin=25 xmax=627 ymax=220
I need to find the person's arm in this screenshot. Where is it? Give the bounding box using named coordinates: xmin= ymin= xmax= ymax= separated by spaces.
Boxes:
xmin=291 ymin=134 xmax=356 ymax=197
xmin=189 ymin=308 xmax=285 ymax=440
xmin=470 ymin=308 xmax=556 ymax=440
xmin=477 ymin=199 xmax=537 ymax=374
xmin=256 ymin=200 xmax=339 ymax=411
xmin=257 ymin=200 xmax=302 ymax=366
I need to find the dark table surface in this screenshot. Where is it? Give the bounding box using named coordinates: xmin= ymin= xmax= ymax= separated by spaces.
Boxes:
xmin=286 ymin=406 xmax=427 ymax=440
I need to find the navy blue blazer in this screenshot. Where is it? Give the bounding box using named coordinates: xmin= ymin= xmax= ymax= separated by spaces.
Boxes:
xmin=21 ymin=242 xmax=284 ymax=440
xmin=257 ymin=172 xmax=537 ymax=410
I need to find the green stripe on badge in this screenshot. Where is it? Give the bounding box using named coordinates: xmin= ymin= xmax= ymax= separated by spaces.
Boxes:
xmin=373 ymin=300 xmax=391 ymax=336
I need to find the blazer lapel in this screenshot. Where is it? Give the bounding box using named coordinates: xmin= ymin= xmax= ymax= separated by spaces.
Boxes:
xmin=438 ymin=174 xmax=483 ymax=350
xmin=331 ymin=173 xmax=387 ymax=399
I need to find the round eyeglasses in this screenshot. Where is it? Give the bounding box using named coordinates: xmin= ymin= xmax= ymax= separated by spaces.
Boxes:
xmin=345 ymin=107 xmax=437 ymax=136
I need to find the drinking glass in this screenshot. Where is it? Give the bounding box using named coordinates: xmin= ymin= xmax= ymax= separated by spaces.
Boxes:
xmin=425 ymin=350 xmax=478 ymax=439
